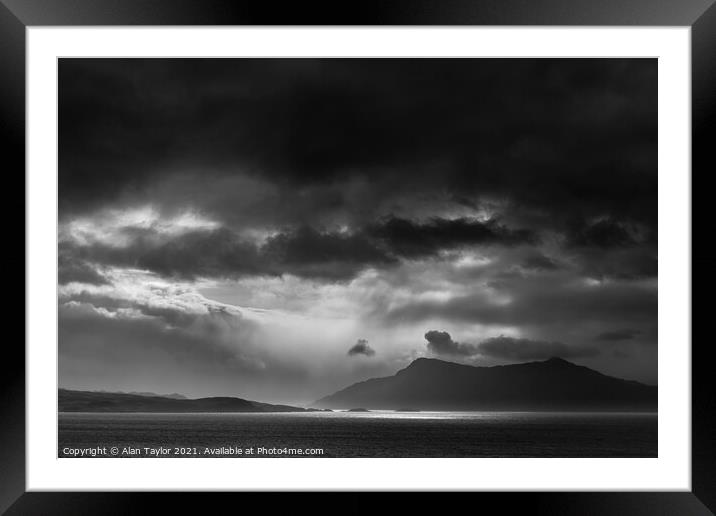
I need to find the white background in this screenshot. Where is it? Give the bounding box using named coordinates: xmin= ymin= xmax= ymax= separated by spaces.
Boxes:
xmin=26 ymin=27 xmax=691 ymax=491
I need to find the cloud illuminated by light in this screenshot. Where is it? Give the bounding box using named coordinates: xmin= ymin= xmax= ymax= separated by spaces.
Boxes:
xmin=60 ymin=205 xmax=220 ymax=247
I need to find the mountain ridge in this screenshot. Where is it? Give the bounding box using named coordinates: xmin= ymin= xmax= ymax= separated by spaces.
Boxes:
xmin=314 ymin=357 xmax=657 ymax=411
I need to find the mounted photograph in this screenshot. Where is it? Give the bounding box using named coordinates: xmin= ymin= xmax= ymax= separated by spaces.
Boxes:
xmin=57 ymin=58 xmax=658 ymax=458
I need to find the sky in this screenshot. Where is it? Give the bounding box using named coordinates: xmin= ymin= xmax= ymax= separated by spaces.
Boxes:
xmin=58 ymin=58 xmax=658 ymax=405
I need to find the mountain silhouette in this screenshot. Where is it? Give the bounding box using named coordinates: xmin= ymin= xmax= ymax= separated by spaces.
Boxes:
xmin=58 ymin=389 xmax=307 ymax=413
xmin=314 ymin=357 xmax=657 ymax=411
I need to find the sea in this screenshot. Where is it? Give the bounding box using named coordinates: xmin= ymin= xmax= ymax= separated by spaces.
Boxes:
xmin=58 ymin=411 xmax=657 ymax=458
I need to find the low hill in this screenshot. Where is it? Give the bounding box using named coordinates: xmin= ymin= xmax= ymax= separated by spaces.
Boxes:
xmin=58 ymin=389 xmax=306 ymax=413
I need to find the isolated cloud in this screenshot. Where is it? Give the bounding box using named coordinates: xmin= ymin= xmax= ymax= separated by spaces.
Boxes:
xmin=347 ymin=339 xmax=376 ymax=357
xmin=476 ymin=336 xmax=600 ymax=360
xmin=424 ymin=330 xmax=477 ymax=356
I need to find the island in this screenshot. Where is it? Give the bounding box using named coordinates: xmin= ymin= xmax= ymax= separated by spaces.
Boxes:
xmin=314 ymin=357 xmax=657 ymax=412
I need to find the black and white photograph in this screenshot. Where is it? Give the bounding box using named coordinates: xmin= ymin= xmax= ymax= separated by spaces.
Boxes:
xmin=57 ymin=58 xmax=658 ymax=459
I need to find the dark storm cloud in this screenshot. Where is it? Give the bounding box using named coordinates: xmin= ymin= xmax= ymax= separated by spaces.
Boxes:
xmin=59 ymin=59 xmax=656 ymax=232
xmin=58 ymin=57 xmax=658 ymax=296
xmin=62 ymin=225 xmax=391 ymax=282
xmin=595 ymin=329 xmax=641 ymax=341
xmin=476 ymin=336 xmax=600 ymax=360
xmin=367 ymin=217 xmax=536 ymax=258
xmin=424 ymin=330 xmax=477 ymax=357
xmin=61 ymin=216 xmax=537 ymax=281
xmin=58 ymin=58 xmax=657 ymax=288
xmin=347 ymin=339 xmax=376 ymax=357
xmin=263 ymin=226 xmax=395 ymax=280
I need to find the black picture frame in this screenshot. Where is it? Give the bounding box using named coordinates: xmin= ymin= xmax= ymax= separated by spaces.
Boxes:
xmin=4 ymin=1 xmax=714 ymax=514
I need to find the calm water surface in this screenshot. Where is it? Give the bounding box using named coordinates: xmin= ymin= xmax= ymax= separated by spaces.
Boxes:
xmin=58 ymin=411 xmax=657 ymax=458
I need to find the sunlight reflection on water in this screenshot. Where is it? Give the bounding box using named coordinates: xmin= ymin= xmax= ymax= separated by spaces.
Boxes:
xmin=59 ymin=411 xmax=658 ymax=458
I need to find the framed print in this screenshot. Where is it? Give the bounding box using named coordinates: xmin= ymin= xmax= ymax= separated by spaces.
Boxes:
xmin=6 ymin=0 xmax=715 ymax=514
